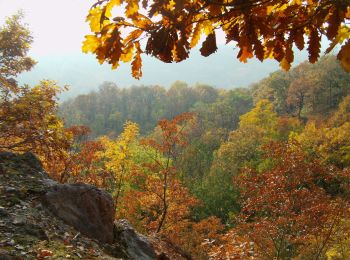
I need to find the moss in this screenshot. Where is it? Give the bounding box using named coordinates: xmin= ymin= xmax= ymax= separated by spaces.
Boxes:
xmin=13 ymin=234 xmax=38 ymax=246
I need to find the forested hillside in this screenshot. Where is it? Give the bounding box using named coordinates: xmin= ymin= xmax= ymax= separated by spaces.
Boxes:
xmin=2 ymin=0 xmax=350 ymax=259
xmin=60 ymin=55 xmax=350 ymax=137
xmin=59 ymin=82 xmax=252 ymax=136
xmin=56 ymin=54 xmax=350 ymax=258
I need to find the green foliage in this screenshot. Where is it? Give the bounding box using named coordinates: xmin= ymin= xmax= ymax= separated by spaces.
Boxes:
xmin=330 ymin=95 xmax=350 ymax=127
xmin=253 ymin=56 xmax=350 ymax=119
xmin=60 ymin=82 xmax=253 ymax=137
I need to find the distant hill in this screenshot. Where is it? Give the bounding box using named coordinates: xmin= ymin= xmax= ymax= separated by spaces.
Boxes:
xmin=18 ymin=45 xmax=309 ymax=100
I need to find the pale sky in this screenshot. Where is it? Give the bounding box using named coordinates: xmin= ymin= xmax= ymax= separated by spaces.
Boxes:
xmin=0 ymin=0 xmax=93 ymax=56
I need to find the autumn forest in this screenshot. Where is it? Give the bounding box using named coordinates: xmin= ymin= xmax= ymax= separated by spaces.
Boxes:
xmin=2 ymin=0 xmax=350 ymax=259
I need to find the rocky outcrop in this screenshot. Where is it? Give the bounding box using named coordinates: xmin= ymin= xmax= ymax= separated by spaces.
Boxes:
xmin=43 ymin=183 xmax=115 ymax=244
xmin=114 ymin=219 xmax=157 ymax=259
xmin=0 ymin=152 xmax=125 ymax=259
xmin=0 ymin=152 xmax=186 ymax=259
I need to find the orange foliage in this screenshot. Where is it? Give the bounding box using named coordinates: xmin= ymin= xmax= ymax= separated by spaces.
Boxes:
xmin=235 ymin=142 xmax=350 ymax=259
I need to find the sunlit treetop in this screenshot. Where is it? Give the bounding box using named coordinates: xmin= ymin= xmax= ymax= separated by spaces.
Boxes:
xmin=83 ymin=0 xmax=350 ymax=79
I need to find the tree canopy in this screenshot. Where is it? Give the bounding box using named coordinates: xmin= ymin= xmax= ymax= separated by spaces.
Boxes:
xmin=0 ymin=11 xmax=36 ymax=92
xmin=83 ymin=0 xmax=350 ymax=78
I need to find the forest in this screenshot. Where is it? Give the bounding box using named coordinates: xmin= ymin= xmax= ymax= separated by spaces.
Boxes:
xmin=2 ymin=0 xmax=350 ymax=259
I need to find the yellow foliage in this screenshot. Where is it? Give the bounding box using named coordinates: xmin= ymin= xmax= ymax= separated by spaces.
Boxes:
xmin=105 ymin=0 xmax=122 ymax=17
xmin=86 ymin=7 xmax=104 ymax=33
xmin=125 ymin=0 xmax=139 ymax=18
xmin=239 ymin=99 xmax=278 ymax=138
xmin=190 ymin=22 xmax=202 ymax=48
xmin=82 ymin=35 xmax=100 ymax=53
xmin=96 ymin=121 xmax=139 ymax=200
xmin=120 ymin=43 xmax=134 ymax=62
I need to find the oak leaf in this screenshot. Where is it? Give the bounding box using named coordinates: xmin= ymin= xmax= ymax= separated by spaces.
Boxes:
xmin=200 ymin=33 xmax=217 ymax=57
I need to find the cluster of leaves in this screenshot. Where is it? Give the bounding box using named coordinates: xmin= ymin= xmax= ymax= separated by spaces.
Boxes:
xmin=83 ymin=0 xmax=350 ymax=77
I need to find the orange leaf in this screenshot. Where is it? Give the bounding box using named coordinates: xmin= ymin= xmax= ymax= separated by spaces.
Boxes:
xmin=132 ymin=42 xmax=143 ymax=79
xmin=238 ymin=46 xmax=253 ymax=63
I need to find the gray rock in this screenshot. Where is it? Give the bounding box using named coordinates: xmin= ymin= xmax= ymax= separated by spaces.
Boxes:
xmin=18 ymin=152 xmax=43 ymax=172
xmin=24 ymin=223 xmax=48 ymax=240
xmin=0 ymin=207 xmax=8 ymax=217
xmin=114 ymin=219 xmax=157 ymax=260
xmin=43 ymin=183 xmax=115 ymax=244
xmin=12 ymin=216 xmax=26 ymax=226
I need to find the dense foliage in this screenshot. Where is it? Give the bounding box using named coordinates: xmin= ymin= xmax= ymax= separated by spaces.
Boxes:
xmin=59 ymin=81 xmax=252 ymax=137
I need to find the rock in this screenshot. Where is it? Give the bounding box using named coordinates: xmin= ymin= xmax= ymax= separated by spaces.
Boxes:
xmin=114 ymin=219 xmax=157 ymax=260
xmin=0 ymin=152 xmax=42 ymax=172
xmin=0 ymin=152 xmax=16 ymax=161
xmin=43 ymin=183 xmax=115 ymax=244
xmin=24 ymin=223 xmax=48 ymax=240
xmin=0 ymin=207 xmax=8 ymax=217
xmin=14 ymin=245 xmax=24 ymax=250
xmin=12 ymin=216 xmax=26 ymax=226
xmin=4 ymin=187 xmax=17 ymax=194
xmin=17 ymin=152 xmax=43 ymax=172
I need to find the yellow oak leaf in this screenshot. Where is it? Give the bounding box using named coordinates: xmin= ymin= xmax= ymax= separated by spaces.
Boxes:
xmin=120 ymin=43 xmax=134 ymax=62
xmin=82 ymin=35 xmax=100 ymax=53
xmin=105 ymin=0 xmax=122 ymax=17
xmin=125 ymin=0 xmax=139 ymax=17
xmin=190 ymin=23 xmax=202 ymax=48
xmin=86 ymin=7 xmax=103 ymax=33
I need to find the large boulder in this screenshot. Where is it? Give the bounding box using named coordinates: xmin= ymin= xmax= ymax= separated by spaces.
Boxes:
xmin=114 ymin=219 xmax=157 ymax=259
xmin=43 ymin=183 xmax=115 ymax=244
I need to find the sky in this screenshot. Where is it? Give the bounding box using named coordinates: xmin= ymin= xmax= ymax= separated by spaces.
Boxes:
xmin=0 ymin=0 xmax=93 ymax=56
xmin=0 ymin=0 xmax=312 ymax=99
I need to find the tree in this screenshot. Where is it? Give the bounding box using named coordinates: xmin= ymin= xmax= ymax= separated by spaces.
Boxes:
xmin=236 ymin=142 xmax=350 ymax=259
xmin=198 ymin=100 xmax=279 ymax=222
xmin=252 ymin=56 xmax=350 ymax=119
xmin=83 ymin=0 xmax=350 ymax=78
xmin=140 ymin=112 xmax=195 ymax=232
xmin=330 ymin=95 xmax=350 ymax=127
xmin=0 ymin=81 xmax=71 ymax=177
xmin=292 ymin=121 xmax=350 ymax=169
xmin=98 ymin=121 xmax=140 ymax=205
xmin=251 ymin=70 xmax=291 ymax=115
xmin=286 ymin=65 xmax=314 ymax=119
xmin=0 ymin=12 xmax=36 ymax=93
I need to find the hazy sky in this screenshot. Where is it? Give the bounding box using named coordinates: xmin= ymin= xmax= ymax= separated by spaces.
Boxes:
xmin=0 ymin=0 xmax=94 ymax=56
